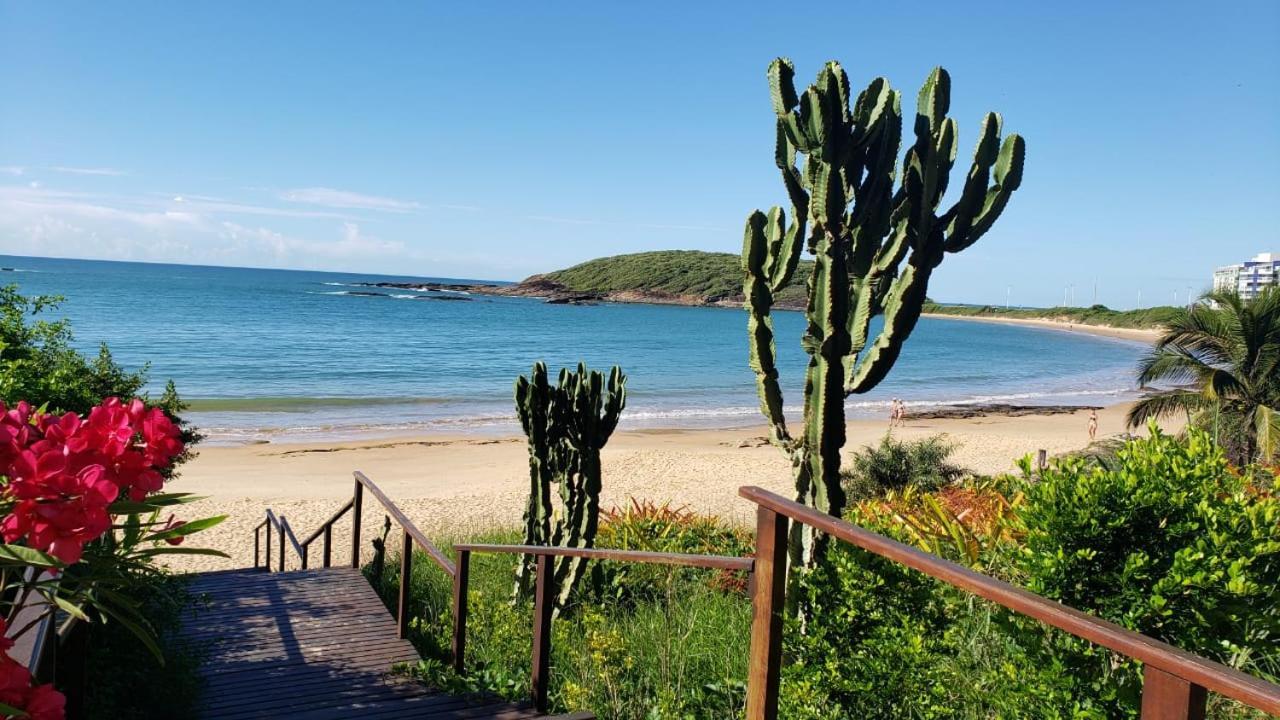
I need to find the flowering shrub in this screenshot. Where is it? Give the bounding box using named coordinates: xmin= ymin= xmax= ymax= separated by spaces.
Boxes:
xmin=0 ymin=398 xmax=182 ymax=564
xmin=0 ymin=397 xmax=215 ymax=720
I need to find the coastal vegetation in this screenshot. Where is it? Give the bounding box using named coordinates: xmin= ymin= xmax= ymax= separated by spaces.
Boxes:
xmin=509 ymin=252 xmax=1181 ymax=334
xmin=921 ymin=300 xmax=1181 ymax=330
xmin=1127 ymin=287 xmax=1280 ymax=465
xmin=0 ymin=284 xmax=218 ymax=720
xmin=538 ymin=250 xmax=811 ymax=307
xmin=0 ymin=284 xmax=199 ymax=471
xmin=840 ymin=434 xmax=965 ymax=499
xmin=742 ymin=59 xmax=1024 ymax=564
xmin=371 ymin=428 xmax=1278 ymax=719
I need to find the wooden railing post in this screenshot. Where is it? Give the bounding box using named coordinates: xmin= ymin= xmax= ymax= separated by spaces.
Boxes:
xmin=745 ymin=506 xmax=788 ymax=720
xmin=351 ymin=479 xmax=364 ymax=568
xmin=265 ymin=521 xmax=273 ymax=572
xmin=452 ymin=549 xmax=470 ymax=674
xmin=323 ymin=525 xmax=333 ymax=568
xmin=1141 ymin=666 xmax=1207 ymax=720
xmin=397 ymin=530 xmax=412 ymax=639
xmin=530 ymin=554 xmax=554 ymax=713
xmin=278 ymin=520 xmax=285 ymax=572
xmin=301 ymin=543 xmax=309 ymax=570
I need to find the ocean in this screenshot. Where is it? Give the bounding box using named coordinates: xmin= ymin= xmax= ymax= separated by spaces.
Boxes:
xmin=2 ymin=255 xmax=1147 ymax=444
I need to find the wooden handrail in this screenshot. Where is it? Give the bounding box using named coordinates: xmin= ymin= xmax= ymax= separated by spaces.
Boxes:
xmin=353 ymin=471 xmax=455 ymax=577
xmin=300 ymin=498 xmax=354 ymax=547
xmin=454 ymin=543 xmax=754 ymax=572
xmin=455 ymin=541 xmax=755 ymax=712
xmin=266 ymin=510 xmax=305 ymax=558
xmin=737 ymin=485 xmax=1280 ymax=719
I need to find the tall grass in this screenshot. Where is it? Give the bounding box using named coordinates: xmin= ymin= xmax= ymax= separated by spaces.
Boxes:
xmin=368 ymin=523 xmax=752 ymax=718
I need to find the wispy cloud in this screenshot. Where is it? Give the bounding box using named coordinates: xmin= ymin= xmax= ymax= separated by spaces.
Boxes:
xmin=281 ymin=187 xmax=420 ymax=213
xmin=0 ymin=185 xmax=416 ymax=272
xmin=0 ymin=166 xmax=24 ymax=176
xmin=49 ymin=166 xmax=128 ymax=176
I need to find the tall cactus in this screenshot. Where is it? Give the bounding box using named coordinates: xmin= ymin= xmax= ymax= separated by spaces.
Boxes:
xmin=744 ymin=59 xmax=1025 ymax=566
xmin=514 ymin=361 xmax=627 ymax=609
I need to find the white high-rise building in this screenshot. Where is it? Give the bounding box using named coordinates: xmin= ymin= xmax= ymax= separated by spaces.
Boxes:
xmin=1213 ymin=253 xmax=1280 ymax=300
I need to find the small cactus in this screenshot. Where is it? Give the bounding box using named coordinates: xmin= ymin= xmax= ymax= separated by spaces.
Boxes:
xmin=744 ymin=59 xmax=1025 ymax=566
xmin=513 ymin=361 xmax=627 ymax=609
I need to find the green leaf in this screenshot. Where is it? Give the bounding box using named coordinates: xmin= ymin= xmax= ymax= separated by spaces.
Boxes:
xmin=50 ymin=594 xmax=89 ymax=622
xmin=0 ymin=544 xmax=63 ymax=568
xmin=144 ymin=515 xmax=226 ymax=542
xmin=134 ymin=547 xmax=230 ymax=558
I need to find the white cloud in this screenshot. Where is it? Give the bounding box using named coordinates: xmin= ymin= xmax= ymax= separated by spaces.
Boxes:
xmin=0 ymin=184 xmax=416 ymax=272
xmin=217 ymin=221 xmax=406 ymax=265
xmin=281 ymin=187 xmax=421 ymax=213
xmin=0 ymin=166 xmax=24 ymax=176
xmin=49 ymin=166 xmax=127 ymax=176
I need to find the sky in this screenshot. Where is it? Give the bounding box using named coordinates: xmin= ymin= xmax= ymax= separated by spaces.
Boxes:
xmin=1 ymin=2 xmax=1277 ymax=307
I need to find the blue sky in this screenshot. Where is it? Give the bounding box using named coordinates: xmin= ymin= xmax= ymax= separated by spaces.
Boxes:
xmin=1 ymin=2 xmax=1277 ymax=307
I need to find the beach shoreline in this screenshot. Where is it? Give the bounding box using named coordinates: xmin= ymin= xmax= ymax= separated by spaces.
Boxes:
xmin=167 ymin=401 xmax=1173 ymax=573
xmin=923 ymin=312 xmax=1160 ymax=343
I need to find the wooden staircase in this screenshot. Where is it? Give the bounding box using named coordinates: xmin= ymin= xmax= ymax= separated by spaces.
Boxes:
xmin=180 ymin=568 xmax=591 ymax=719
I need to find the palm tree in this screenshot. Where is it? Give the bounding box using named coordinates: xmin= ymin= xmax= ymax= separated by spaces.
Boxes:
xmin=1127 ymin=287 xmax=1280 ymax=464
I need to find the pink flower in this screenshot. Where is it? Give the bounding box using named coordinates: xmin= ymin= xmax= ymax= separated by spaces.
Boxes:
xmin=0 ymin=397 xmax=184 ymax=565
xmin=22 ymin=683 xmax=66 ymax=720
xmin=160 ymin=515 xmax=188 ymax=546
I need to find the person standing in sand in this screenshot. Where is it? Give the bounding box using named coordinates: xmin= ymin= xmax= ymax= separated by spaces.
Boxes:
xmin=1087 ymin=409 xmax=1098 ymax=441
xmin=889 ymin=398 xmax=900 ymax=428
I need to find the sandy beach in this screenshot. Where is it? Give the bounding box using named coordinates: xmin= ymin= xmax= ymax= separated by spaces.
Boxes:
xmin=923 ymin=313 xmax=1162 ymax=343
xmin=166 ymin=402 xmax=1165 ymax=573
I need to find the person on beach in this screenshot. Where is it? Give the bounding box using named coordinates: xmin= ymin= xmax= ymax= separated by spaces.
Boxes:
xmin=889 ymin=399 xmax=900 ymax=428
xmin=897 ymin=399 xmax=908 ymax=427
xmin=1087 ymin=409 xmax=1098 ymax=441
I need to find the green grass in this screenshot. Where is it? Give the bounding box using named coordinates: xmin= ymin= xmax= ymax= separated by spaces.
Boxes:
xmin=922 ymin=301 xmax=1180 ymax=329
xmin=367 ymin=529 xmax=751 ymax=719
xmin=538 ymin=250 xmax=811 ymax=306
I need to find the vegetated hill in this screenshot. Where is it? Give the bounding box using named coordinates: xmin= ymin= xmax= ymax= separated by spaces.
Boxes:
xmin=526 ymin=250 xmax=812 ymax=307
xmin=921 ymin=302 xmax=1178 ymax=330
xmin=513 ymin=250 xmax=1176 ymax=330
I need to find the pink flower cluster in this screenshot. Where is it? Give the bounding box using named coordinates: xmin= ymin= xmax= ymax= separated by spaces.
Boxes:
xmin=0 ymin=618 xmax=64 ymax=720
xmin=0 ymin=398 xmax=185 ymax=564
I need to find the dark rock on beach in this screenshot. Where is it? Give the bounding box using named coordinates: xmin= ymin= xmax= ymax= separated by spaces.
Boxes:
xmin=906 ymin=403 xmax=1102 ymax=420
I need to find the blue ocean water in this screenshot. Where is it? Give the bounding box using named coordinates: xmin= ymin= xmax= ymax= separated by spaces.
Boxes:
xmin=2 ymin=255 xmax=1146 ymax=444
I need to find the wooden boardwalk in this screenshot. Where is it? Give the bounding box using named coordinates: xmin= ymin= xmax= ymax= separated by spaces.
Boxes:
xmin=181 ymin=568 xmax=574 ymax=719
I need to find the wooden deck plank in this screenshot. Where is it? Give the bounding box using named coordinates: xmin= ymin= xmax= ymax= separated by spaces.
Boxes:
xmin=180 ymin=567 xmax=564 ymax=719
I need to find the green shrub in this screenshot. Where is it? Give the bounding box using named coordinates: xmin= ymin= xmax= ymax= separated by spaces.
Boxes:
xmin=0 ymin=284 xmax=199 ymax=468
xmin=780 ymin=504 xmax=1085 ymax=719
xmin=1015 ymin=426 xmax=1280 ymax=715
xmin=76 ymin=574 xmax=207 ymax=719
xmin=842 ymin=434 xmax=966 ymax=499
xmin=592 ymin=500 xmax=754 ymax=602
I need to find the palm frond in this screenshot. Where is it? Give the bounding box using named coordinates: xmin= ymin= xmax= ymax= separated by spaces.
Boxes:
xmin=1137 ymin=345 xmax=1227 ymax=387
xmin=1126 ymin=390 xmax=1210 ymax=428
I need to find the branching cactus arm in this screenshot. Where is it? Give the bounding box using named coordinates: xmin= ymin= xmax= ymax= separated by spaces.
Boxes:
xmin=743 ymin=58 xmax=1025 ymax=566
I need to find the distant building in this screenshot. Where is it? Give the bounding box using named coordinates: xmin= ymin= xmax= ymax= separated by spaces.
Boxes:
xmin=1214 ymin=253 xmax=1280 ymax=300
